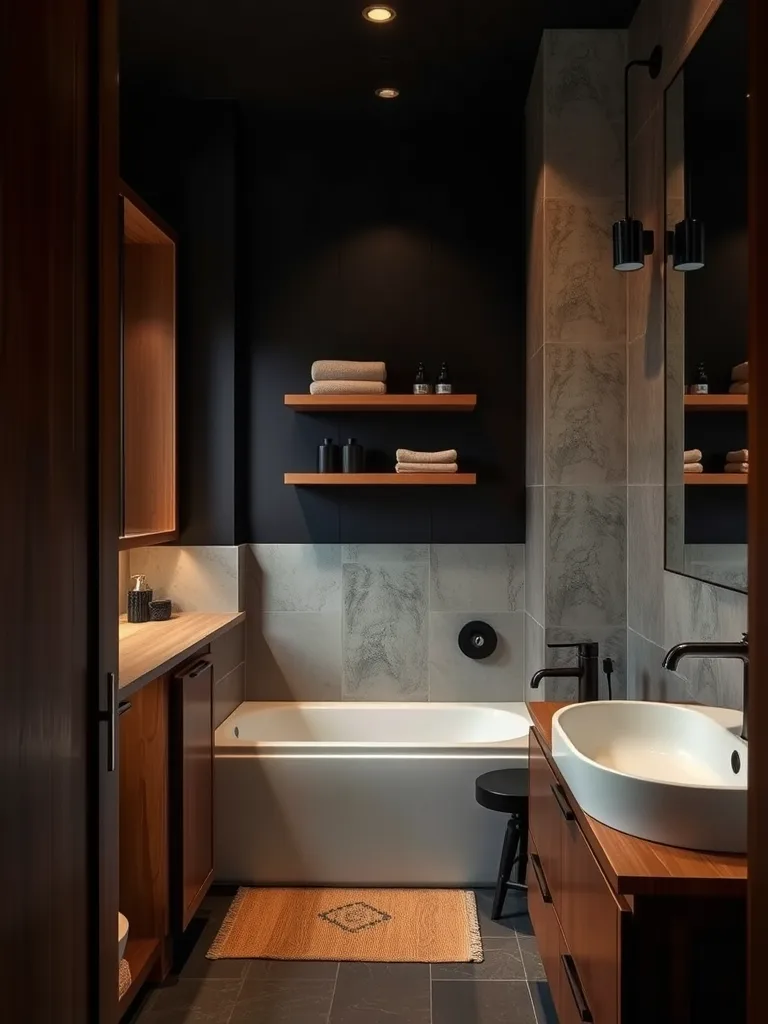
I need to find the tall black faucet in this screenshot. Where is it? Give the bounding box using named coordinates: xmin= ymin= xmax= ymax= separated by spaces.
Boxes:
xmin=662 ymin=634 xmax=749 ymax=741
xmin=530 ymin=642 xmax=600 ymax=702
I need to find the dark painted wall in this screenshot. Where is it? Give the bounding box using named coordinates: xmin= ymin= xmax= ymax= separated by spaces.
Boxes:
xmin=243 ymin=106 xmax=526 ymax=543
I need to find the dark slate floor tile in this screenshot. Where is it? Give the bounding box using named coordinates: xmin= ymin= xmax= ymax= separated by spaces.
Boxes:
xmin=231 ymin=978 xmax=336 ymax=1023
xmin=141 ymin=978 xmax=243 ymax=1023
xmin=528 ymin=981 xmax=558 ymax=1024
xmin=246 ymin=959 xmax=340 ymax=980
xmin=431 ymin=939 xmax=526 ymax=981
xmin=517 ymin=937 xmax=546 ymax=982
xmin=177 ymin=905 xmax=250 ymax=981
xmin=329 ymin=963 xmax=431 ymax=1024
xmin=474 ymin=890 xmax=534 ymax=938
xmin=432 ymin=980 xmax=537 ymax=1024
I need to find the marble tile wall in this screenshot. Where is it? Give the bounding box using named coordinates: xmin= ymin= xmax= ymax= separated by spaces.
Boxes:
xmin=127 ymin=545 xmax=242 ymax=613
xmin=244 ymin=544 xmax=526 ymax=702
xmin=525 ymin=30 xmax=629 ymax=700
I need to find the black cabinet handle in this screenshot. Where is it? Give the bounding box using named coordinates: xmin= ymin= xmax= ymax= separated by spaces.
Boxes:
xmin=551 ymin=783 xmax=575 ymax=821
xmin=562 ymin=954 xmax=593 ymax=1023
xmin=118 ymin=700 xmax=132 ymax=716
xmin=530 ymin=853 xmax=552 ymax=904
xmin=189 ymin=659 xmax=211 ymax=678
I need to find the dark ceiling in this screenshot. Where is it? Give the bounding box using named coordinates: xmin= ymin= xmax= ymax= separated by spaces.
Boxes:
xmin=120 ymin=0 xmax=640 ymax=113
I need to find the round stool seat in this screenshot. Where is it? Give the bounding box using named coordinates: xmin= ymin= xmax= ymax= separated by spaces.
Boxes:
xmin=475 ymin=770 xmax=527 ymax=814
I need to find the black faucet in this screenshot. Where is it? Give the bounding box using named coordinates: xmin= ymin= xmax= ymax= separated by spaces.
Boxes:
xmin=530 ymin=642 xmax=600 ymax=702
xmin=662 ymin=634 xmax=749 ymax=740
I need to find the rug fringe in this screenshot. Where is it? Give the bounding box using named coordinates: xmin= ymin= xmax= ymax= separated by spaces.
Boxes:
xmin=206 ymin=886 xmax=247 ymax=959
xmin=463 ymin=890 xmax=484 ymax=962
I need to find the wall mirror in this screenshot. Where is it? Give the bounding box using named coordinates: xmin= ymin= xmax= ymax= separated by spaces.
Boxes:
xmin=664 ymin=0 xmax=748 ymax=593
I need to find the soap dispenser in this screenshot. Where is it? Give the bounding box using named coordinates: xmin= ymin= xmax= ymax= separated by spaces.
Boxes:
xmin=127 ymin=574 xmax=153 ymax=623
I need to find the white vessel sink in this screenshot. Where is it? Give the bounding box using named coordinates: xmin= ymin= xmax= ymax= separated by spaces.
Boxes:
xmin=551 ymin=701 xmax=747 ymax=853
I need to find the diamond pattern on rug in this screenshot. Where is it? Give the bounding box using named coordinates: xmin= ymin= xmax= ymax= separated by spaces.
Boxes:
xmin=319 ymin=902 xmax=392 ymax=934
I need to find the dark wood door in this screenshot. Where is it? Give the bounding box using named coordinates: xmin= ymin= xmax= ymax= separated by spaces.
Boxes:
xmin=173 ymin=660 xmax=215 ymax=931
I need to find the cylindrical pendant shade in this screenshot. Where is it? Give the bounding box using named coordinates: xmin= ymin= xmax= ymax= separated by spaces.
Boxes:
xmin=673 ymin=218 xmax=705 ymax=271
xmin=613 ymin=218 xmax=646 ymax=271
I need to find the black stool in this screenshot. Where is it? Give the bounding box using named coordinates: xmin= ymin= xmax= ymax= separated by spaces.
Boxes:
xmin=475 ymin=770 xmax=528 ymax=920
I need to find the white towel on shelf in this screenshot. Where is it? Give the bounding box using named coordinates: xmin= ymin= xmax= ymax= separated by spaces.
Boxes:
xmin=726 ymin=449 xmax=749 ymax=463
xmin=396 ymin=448 xmax=458 ymax=465
xmin=309 ymin=380 xmax=387 ymax=395
xmin=311 ymin=360 xmax=387 ymax=382
xmin=724 ymin=462 xmax=749 ymax=474
xmin=683 ymin=463 xmax=704 ymax=473
xmin=684 ymin=449 xmax=703 ymax=464
xmin=729 ymin=382 xmax=749 ymax=395
xmin=732 ymin=361 xmax=749 ymax=383
xmin=395 ymin=462 xmax=458 ymax=474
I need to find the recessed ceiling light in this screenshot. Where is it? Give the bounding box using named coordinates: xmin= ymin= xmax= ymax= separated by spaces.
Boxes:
xmin=363 ymin=5 xmax=397 ymax=23
xmin=375 ymin=87 xmax=400 ymax=99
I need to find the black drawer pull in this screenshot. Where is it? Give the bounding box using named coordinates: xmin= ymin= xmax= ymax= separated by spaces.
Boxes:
xmin=562 ymin=954 xmax=593 ymax=1023
xmin=117 ymin=700 xmax=132 ymax=716
xmin=551 ymin=783 xmax=575 ymax=821
xmin=530 ymin=853 xmax=552 ymax=904
xmin=189 ymin=660 xmax=211 ymax=678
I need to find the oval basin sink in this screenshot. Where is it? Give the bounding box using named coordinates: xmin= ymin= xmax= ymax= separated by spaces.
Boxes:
xmin=551 ymin=701 xmax=747 ymax=853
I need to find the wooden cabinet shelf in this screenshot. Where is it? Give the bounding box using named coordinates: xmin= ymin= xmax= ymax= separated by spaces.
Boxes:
xmin=284 ymin=394 xmax=476 ymax=412
xmin=685 ymin=473 xmax=748 ymax=485
xmin=119 ymin=938 xmax=160 ymax=1019
xmin=684 ymin=394 xmax=748 ymax=411
xmin=284 ymin=472 xmax=476 ymax=485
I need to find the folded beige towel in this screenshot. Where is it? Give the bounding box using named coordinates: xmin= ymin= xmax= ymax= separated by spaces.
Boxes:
xmin=311 ymin=360 xmax=387 ymax=382
xmin=395 ymin=462 xmax=458 ymax=474
xmin=727 ymin=449 xmax=749 ymax=463
xmin=684 ymin=449 xmax=703 ymax=464
xmin=732 ymin=361 xmax=749 ymax=383
xmin=729 ymin=382 xmax=749 ymax=394
xmin=684 ymin=463 xmax=704 ymax=473
xmin=725 ymin=462 xmax=749 ymax=474
xmin=396 ymin=448 xmax=458 ymax=464
xmin=310 ymin=380 xmax=387 ymax=396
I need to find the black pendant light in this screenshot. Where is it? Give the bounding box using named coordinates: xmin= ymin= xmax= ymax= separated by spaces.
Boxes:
xmin=667 ymin=169 xmax=705 ymax=271
xmin=613 ymin=46 xmax=663 ymax=272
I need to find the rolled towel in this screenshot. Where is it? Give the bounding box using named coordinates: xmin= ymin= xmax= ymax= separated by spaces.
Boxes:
xmin=684 ymin=449 xmax=703 ymax=464
xmin=395 ymin=462 xmax=458 ymax=474
xmin=726 ymin=449 xmax=749 ymax=463
xmin=311 ymin=360 xmax=387 ymax=382
xmin=683 ymin=463 xmax=704 ymax=473
xmin=310 ymin=380 xmax=387 ymax=396
xmin=724 ymin=462 xmax=749 ymax=474
xmin=732 ymin=361 xmax=749 ymax=383
xmin=729 ymin=382 xmax=749 ymax=394
xmin=396 ymin=448 xmax=458 ymax=465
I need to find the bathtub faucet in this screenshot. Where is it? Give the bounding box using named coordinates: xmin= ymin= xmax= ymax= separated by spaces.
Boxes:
xmin=530 ymin=642 xmax=600 ymax=702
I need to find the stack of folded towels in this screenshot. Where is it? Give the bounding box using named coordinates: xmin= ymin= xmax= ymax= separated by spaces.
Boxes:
xmin=684 ymin=449 xmax=703 ymax=473
xmin=310 ymin=360 xmax=387 ymax=395
xmin=395 ymin=449 xmax=458 ymax=474
xmin=725 ymin=448 xmax=749 ymax=474
xmin=729 ymin=361 xmax=749 ymax=395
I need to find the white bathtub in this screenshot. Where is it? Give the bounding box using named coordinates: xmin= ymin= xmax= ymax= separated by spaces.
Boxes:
xmin=214 ymin=701 xmax=531 ymax=886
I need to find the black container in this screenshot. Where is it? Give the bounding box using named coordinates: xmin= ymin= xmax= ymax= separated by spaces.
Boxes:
xmin=127 ymin=588 xmax=153 ymax=623
xmin=342 ymin=438 xmax=364 ymax=473
xmin=317 ymin=437 xmax=339 ymax=473
xmin=149 ymin=599 xmax=172 ymax=621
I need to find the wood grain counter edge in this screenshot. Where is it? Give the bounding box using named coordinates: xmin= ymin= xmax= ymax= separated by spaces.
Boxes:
xmin=527 ymin=700 xmax=748 ymax=898
xmin=119 ymin=611 xmax=246 ymax=698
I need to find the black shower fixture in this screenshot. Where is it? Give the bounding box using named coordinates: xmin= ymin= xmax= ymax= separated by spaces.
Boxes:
xmin=613 ymin=45 xmax=663 ymax=271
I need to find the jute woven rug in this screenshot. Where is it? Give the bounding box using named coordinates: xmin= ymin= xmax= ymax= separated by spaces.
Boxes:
xmin=207 ymin=887 xmax=483 ymax=963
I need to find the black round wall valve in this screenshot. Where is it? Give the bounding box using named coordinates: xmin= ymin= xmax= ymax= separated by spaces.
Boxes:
xmin=458 ymin=620 xmax=498 ymax=660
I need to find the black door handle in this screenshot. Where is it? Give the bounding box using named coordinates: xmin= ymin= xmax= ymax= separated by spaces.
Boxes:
xmin=562 ymin=954 xmax=593 ymax=1022
xmin=551 ymin=783 xmax=575 ymax=821
xmin=530 ymin=853 xmax=552 ymax=904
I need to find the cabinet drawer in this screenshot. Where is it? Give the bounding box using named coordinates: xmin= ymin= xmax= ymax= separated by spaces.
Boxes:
xmin=527 ymin=833 xmax=561 ymax=1012
xmin=557 ymin=933 xmax=596 ymax=1024
xmin=528 ymin=730 xmax=566 ymax=912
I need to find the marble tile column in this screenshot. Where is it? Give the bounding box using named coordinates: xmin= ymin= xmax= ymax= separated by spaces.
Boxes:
xmin=525 ymin=30 xmax=628 ymax=699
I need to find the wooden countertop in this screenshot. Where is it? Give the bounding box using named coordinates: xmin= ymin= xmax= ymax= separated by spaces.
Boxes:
xmin=119 ymin=611 xmax=245 ymax=697
xmin=527 ymin=701 xmax=748 ymax=898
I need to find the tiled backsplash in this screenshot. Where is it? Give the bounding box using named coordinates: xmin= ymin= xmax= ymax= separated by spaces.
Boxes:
xmin=245 ymin=544 xmax=526 ymax=702
xmin=127 ymin=545 xmax=242 ymax=613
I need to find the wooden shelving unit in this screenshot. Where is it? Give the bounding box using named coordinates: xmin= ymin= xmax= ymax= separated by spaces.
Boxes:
xmin=285 ymin=472 xmax=476 ymax=486
xmin=119 ymin=938 xmax=160 ymax=1020
xmin=685 ymin=473 xmax=748 ymax=485
xmin=684 ymin=394 xmax=748 ymax=411
xmin=284 ymin=394 xmax=477 ymax=412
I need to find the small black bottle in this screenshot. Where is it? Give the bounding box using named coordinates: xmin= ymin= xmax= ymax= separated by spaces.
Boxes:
xmin=317 ymin=437 xmax=339 ymax=473
xmin=691 ymin=362 xmax=709 ymax=395
xmin=413 ymin=362 xmax=432 ymax=395
xmin=342 ymin=438 xmax=364 ymax=473
xmin=436 ymin=362 xmax=452 ymax=395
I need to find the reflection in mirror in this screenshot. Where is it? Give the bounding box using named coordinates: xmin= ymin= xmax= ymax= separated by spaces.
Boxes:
xmin=664 ymin=0 xmax=748 ymax=593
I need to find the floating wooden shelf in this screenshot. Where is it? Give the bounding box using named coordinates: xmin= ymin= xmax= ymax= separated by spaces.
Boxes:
xmin=684 ymin=394 xmax=748 ymax=411
xmin=285 ymin=472 xmax=476 ymax=486
xmin=284 ymin=394 xmax=477 ymax=412
xmin=685 ymin=473 xmax=748 ymax=485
